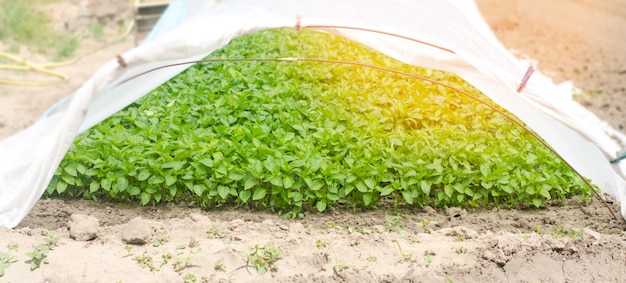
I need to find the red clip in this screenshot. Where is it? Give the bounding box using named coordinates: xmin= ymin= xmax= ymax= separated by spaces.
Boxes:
xmin=517 ymin=65 xmax=534 ymax=93
xmin=295 ymin=15 xmax=301 ymax=31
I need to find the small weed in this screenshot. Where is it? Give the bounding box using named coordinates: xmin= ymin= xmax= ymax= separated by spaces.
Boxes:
xmin=123 ymin=246 xmax=133 ymax=257
xmin=416 ymin=218 xmax=438 ymax=233
xmin=152 ymin=235 xmax=170 ymax=247
xmin=0 ymin=252 xmax=18 ymax=277
xmin=384 ymin=213 xmax=405 ymax=232
xmin=161 ymin=252 xmax=172 ymax=266
xmin=536 ymin=226 xmax=542 ymax=234
xmin=393 ymin=240 xmax=415 ymax=263
xmin=550 ymin=225 xmax=584 ymax=239
xmin=424 ymin=250 xmax=436 ymax=266
xmin=366 ymin=255 xmax=377 ymax=262
xmin=25 ymin=245 xmax=49 ymax=270
xmin=321 ymin=222 xmax=342 ymax=230
xmin=173 ymin=248 xmax=200 ymax=274
xmin=445 ymin=230 xmax=465 ymax=241
xmin=348 ymin=226 xmax=374 ymax=235
xmin=188 ymin=237 xmax=200 ymax=248
xmin=333 ymin=264 xmax=349 ymax=273
xmin=132 ymin=250 xmax=158 ymax=272
xmin=244 ymin=244 xmax=283 ymax=275
xmin=316 ymin=239 xmax=329 ymax=249
xmin=43 ymin=233 xmax=59 ymax=249
xmin=207 ymin=225 xmax=224 ymax=239
xmin=183 ymin=273 xmax=196 ymax=283
xmin=214 ymin=261 xmax=226 ymax=272
xmin=6 ymin=243 xmax=18 ymax=251
xmin=455 ymin=246 xmax=468 ymax=254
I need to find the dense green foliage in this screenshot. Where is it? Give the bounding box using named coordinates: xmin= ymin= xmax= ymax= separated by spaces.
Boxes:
xmin=47 ymin=28 xmax=591 ymax=217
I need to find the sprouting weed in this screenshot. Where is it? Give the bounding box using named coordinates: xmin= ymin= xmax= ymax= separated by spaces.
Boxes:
xmin=6 ymin=243 xmax=18 ymax=251
xmin=152 ymin=235 xmax=169 ymax=247
xmin=416 ymin=218 xmax=438 ymax=233
xmin=316 ymin=239 xmax=329 ymax=249
xmin=207 ymin=225 xmax=224 ymax=239
xmin=333 ymin=264 xmax=349 ymax=273
xmin=393 ymin=240 xmax=415 ymax=263
xmin=455 ymin=246 xmax=468 ymax=254
xmin=214 ymin=261 xmax=227 ymax=272
xmin=0 ymin=252 xmax=18 ymax=276
xmin=43 ymin=233 xmax=59 ymax=249
xmin=244 ymin=244 xmax=283 ymax=275
xmin=25 ymin=245 xmax=49 ymax=270
xmin=132 ymin=251 xmax=159 ymax=271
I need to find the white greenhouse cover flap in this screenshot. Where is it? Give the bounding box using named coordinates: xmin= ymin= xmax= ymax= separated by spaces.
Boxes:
xmin=1 ymin=0 xmax=625 ymax=228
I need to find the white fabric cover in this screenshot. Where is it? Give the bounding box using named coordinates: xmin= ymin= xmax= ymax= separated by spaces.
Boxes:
xmin=1 ymin=0 xmax=624 ymax=228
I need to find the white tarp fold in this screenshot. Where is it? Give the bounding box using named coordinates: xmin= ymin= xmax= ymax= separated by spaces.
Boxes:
xmin=1 ymin=0 xmax=624 ymax=228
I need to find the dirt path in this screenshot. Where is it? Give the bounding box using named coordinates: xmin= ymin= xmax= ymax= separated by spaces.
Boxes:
xmin=0 ymin=1 xmax=625 ymax=282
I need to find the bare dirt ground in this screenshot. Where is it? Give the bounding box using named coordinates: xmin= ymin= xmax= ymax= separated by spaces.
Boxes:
xmin=1 ymin=1 xmax=625 ymax=283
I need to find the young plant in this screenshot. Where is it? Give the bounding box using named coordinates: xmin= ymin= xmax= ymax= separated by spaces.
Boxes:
xmin=25 ymin=245 xmax=49 ymax=270
xmin=424 ymin=250 xmax=436 ymax=266
xmin=123 ymin=245 xmax=133 ymax=257
xmin=214 ymin=261 xmax=226 ymax=272
xmin=455 ymin=246 xmax=468 ymax=254
xmin=393 ymin=240 xmax=415 ymax=263
xmin=0 ymin=252 xmax=18 ymax=276
xmin=384 ymin=213 xmax=406 ymax=233
xmin=43 ymin=233 xmax=60 ymax=249
xmin=173 ymin=247 xmax=200 ymax=274
xmin=152 ymin=235 xmax=170 ymax=247
xmin=416 ymin=218 xmax=438 ymax=234
xmin=550 ymin=225 xmax=584 ymax=239
xmin=333 ymin=264 xmax=349 ymax=273
xmin=244 ymin=244 xmax=283 ymax=275
xmin=207 ymin=225 xmax=224 ymax=240
xmin=6 ymin=243 xmax=18 ymax=251
xmin=132 ymin=250 xmax=158 ymax=271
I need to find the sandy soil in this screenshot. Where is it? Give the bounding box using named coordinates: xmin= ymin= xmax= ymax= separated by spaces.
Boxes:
xmin=1 ymin=1 xmax=625 ymax=282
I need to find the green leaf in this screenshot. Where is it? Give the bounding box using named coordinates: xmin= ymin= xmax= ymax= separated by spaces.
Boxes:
xmin=165 ymin=175 xmax=177 ymax=186
xmin=380 ymin=187 xmax=395 ymax=196
xmin=420 ymin=181 xmax=431 ymax=195
xmin=140 ymin=192 xmax=151 ymax=205
xmin=116 ymin=176 xmax=129 ymax=192
xmin=138 ymin=170 xmax=151 ymax=181
xmin=480 ymin=164 xmax=490 ymax=177
xmin=239 ymin=190 xmax=251 ymax=203
xmin=402 ymin=191 xmax=414 ymax=204
xmin=228 ymin=171 xmax=245 ymax=182
xmin=217 ymin=186 xmax=229 ymax=199
xmin=355 ymin=180 xmax=368 ymax=193
xmin=89 ymin=181 xmax=100 ymax=193
xmin=193 ymin=184 xmax=205 ymax=196
xmin=307 ymin=179 xmax=324 ymax=191
xmin=532 ymin=198 xmax=542 ymax=208
xmin=63 ymin=162 xmax=78 ymax=177
xmin=316 ymin=200 xmax=327 ymax=212
xmin=244 ymin=177 xmax=256 ymax=190
xmin=128 ymin=186 xmax=141 ymax=196
xmin=253 ymin=188 xmax=267 ymax=200
xmin=363 ymin=193 xmax=373 ymax=206
xmin=56 ymin=181 xmax=68 ymax=194
xmin=199 ymin=158 xmax=214 ymax=168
